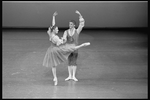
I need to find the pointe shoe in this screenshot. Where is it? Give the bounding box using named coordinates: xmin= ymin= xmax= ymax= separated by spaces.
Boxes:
xmin=65 ymin=76 xmax=72 ymax=81
xmin=83 ymin=42 xmax=90 ymax=46
xmin=53 ymin=78 xmax=58 ymax=86
xmin=54 ymin=80 xmax=58 ymax=86
xmin=53 ymin=78 xmax=56 ymax=81
xmin=72 ymin=77 xmax=78 ymax=81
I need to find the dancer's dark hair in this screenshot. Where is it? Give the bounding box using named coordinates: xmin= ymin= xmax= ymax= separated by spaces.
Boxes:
xmin=70 ymin=20 xmax=76 ymax=25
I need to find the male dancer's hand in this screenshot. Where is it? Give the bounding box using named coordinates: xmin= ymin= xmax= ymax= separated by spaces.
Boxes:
xmin=75 ymin=10 xmax=82 ymax=17
xmin=75 ymin=10 xmax=80 ymax=15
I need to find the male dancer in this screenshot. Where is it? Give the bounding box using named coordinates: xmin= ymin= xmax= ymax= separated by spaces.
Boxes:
xmin=62 ymin=10 xmax=85 ymax=81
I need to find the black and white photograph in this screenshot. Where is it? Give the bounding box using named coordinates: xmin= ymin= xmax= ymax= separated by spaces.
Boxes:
xmin=2 ymin=1 xmax=148 ymax=99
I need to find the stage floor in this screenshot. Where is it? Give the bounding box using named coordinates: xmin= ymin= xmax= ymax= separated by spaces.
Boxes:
xmin=2 ymin=29 xmax=148 ymax=98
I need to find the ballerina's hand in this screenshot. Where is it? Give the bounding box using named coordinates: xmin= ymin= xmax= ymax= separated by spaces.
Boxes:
xmin=53 ymin=11 xmax=58 ymax=16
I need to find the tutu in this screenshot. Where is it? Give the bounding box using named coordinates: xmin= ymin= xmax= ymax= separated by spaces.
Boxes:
xmin=43 ymin=42 xmax=76 ymax=67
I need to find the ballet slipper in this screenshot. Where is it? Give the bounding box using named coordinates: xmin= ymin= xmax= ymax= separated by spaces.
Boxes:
xmin=65 ymin=76 xmax=72 ymax=81
xmin=75 ymin=42 xmax=90 ymax=49
xmin=53 ymin=78 xmax=58 ymax=85
xmin=72 ymin=66 xmax=78 ymax=81
xmin=65 ymin=66 xmax=72 ymax=81
xmin=72 ymin=77 xmax=78 ymax=81
xmin=54 ymin=80 xmax=58 ymax=85
xmin=83 ymin=42 xmax=90 ymax=46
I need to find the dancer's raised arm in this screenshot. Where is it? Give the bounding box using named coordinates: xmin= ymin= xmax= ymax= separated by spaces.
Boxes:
xmin=47 ymin=12 xmax=58 ymax=37
xmin=47 ymin=12 xmax=63 ymax=46
xmin=76 ymin=10 xmax=85 ymax=34
xmin=52 ymin=11 xmax=58 ymax=26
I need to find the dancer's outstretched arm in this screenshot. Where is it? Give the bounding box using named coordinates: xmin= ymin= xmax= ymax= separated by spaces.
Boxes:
xmin=76 ymin=10 xmax=85 ymax=34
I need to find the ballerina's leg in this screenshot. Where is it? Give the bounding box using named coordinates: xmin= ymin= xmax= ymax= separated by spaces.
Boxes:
xmin=52 ymin=66 xmax=58 ymax=85
xmin=75 ymin=42 xmax=90 ymax=49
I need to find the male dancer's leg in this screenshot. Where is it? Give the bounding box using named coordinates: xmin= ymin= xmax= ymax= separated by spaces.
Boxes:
xmin=72 ymin=53 xmax=78 ymax=81
xmin=65 ymin=53 xmax=73 ymax=81
xmin=65 ymin=42 xmax=90 ymax=81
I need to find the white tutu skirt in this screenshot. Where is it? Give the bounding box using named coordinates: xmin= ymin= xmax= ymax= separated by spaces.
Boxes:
xmin=43 ymin=43 xmax=76 ymax=67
